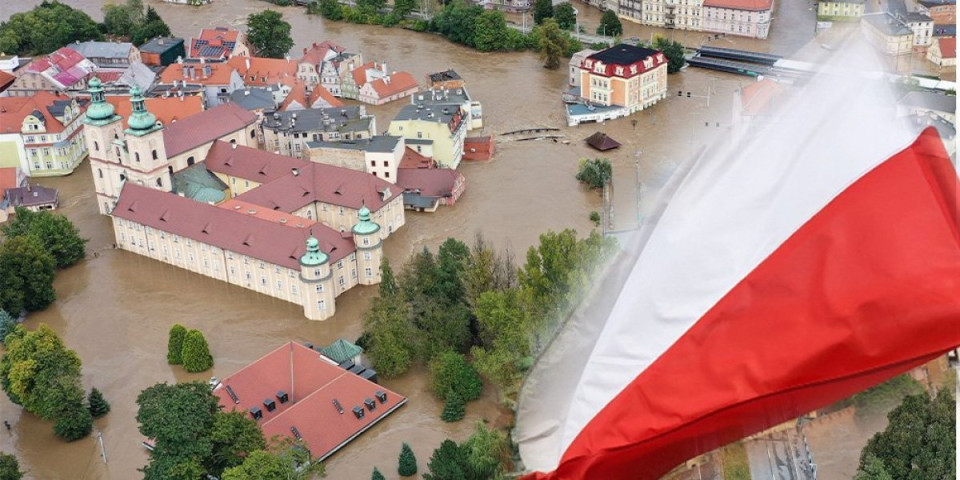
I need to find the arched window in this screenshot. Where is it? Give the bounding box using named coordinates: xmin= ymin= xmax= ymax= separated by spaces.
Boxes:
xmin=168 ymin=166 xmax=174 ymax=176
xmin=114 ymin=133 xmax=119 ymax=140
xmin=135 ymin=152 xmax=140 ymax=163
xmin=119 ymin=173 xmax=126 ymax=182
xmin=187 ymin=156 xmax=195 ymax=166
xmin=98 ymin=169 xmax=103 ymax=179
xmin=152 ymin=149 xmax=158 ymax=160
xmin=93 ymin=141 xmax=99 ymax=152
xmin=156 ymin=178 xmax=163 ymax=188
xmin=116 ymin=148 xmax=122 ymax=160
xmin=230 ymin=139 xmax=236 ymax=145
xmin=250 ymin=129 xmax=256 ymax=139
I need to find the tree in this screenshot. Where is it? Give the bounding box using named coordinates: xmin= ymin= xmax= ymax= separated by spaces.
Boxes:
xmin=364 ymin=290 xmax=415 ymax=377
xmin=653 ymin=35 xmax=686 ymax=73
xmin=167 ymin=324 xmax=188 ymax=365
xmin=0 ymin=235 xmax=56 ymax=314
xmin=246 ymin=10 xmax=294 ymax=59
xmin=576 ymin=158 xmax=612 ymax=189
xmin=855 ymin=454 xmax=893 ymax=480
xmin=136 ymin=382 xmax=220 ymax=464
xmin=311 ymin=0 xmax=344 ymax=20
xmin=221 ymin=440 xmax=319 ymax=480
xmin=1 ymin=208 xmax=87 ymax=269
xmin=180 ymin=329 xmax=214 ymax=373
xmin=535 ymin=19 xmax=569 ymax=70
xmin=858 ymin=389 xmax=955 ymax=480
xmin=102 ymin=4 xmax=136 ymax=37
xmin=533 ymin=0 xmax=553 ymax=24
xmin=53 ymin=402 xmax=93 ymax=441
xmin=398 ymin=442 xmax=418 ymax=476
xmin=206 ymin=411 xmax=267 ymax=476
xmin=0 ymin=1 xmax=102 ymax=55
xmin=553 ymin=2 xmax=577 ymax=30
xmin=393 ymin=0 xmax=417 ymax=17
xmin=473 ymin=11 xmax=512 ymax=52
xmin=429 ymin=351 xmax=482 ymax=401
xmin=88 ymin=388 xmax=111 ymax=418
xmin=0 ymin=311 xmax=16 ymax=344
xmin=380 ymin=258 xmax=399 ymax=298
xmin=132 ymin=8 xmax=172 ymax=47
xmin=441 ymin=389 xmax=466 ymax=422
xmin=0 ymin=452 xmax=24 ymax=480
xmin=372 ymin=467 xmax=386 ymax=480
xmin=422 ymin=440 xmax=470 ymax=480
xmin=461 ymin=422 xmax=511 ymax=478
xmin=597 ymin=9 xmax=622 ymax=36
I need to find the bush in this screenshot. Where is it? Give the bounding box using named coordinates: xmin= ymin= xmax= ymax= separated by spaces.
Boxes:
xmin=429 ymin=351 xmax=482 ymax=402
xmin=372 ymin=467 xmax=386 ymax=480
xmin=398 ymin=442 xmax=418 ymax=476
xmin=576 ymin=158 xmax=612 ymax=189
xmin=53 ymin=404 xmax=93 ymax=441
xmin=0 ymin=311 xmax=16 ymax=344
xmin=441 ymin=390 xmax=466 ymax=422
xmin=0 ymin=452 xmax=24 ymax=480
xmin=167 ymin=324 xmax=187 ymax=365
xmin=88 ymin=388 xmax=110 ymax=418
xmin=589 ymin=211 xmax=601 ymax=226
xmin=181 ymin=329 xmax=214 ymax=373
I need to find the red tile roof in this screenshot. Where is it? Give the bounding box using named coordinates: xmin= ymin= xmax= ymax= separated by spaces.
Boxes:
xmin=279 ymin=81 xmax=309 ymax=111
xmin=204 ymin=140 xmax=309 ymax=184
xmin=702 ymin=0 xmax=773 ymax=10
xmin=228 ymin=56 xmax=299 ymax=87
xmin=190 ymin=27 xmax=243 ymax=59
xmin=739 ymin=78 xmax=787 ymax=116
xmin=309 ymin=84 xmax=344 ymax=108
xmin=162 ymin=103 xmax=257 ymax=157
xmin=113 ymin=184 xmax=355 ymax=267
xmin=400 ymin=147 xmax=434 ymax=169
xmin=218 ymin=198 xmax=317 ymax=228
xmin=235 ymin=161 xmax=401 ymax=213
xmin=158 ymin=62 xmax=238 ymax=86
xmin=213 ymin=342 xmax=406 ymax=461
xmin=106 ymin=95 xmax=204 ymax=129
xmin=0 ymin=92 xmax=75 ymax=135
xmin=299 ymin=41 xmax=347 ymax=65
xmin=0 ymin=71 xmax=16 ymax=91
xmin=92 ymin=71 xmax=124 ymax=83
xmin=396 ymin=168 xmax=462 ymax=197
xmin=352 ymin=62 xmax=375 ymax=87
xmin=368 ymin=71 xmax=419 ymax=99
xmin=937 ymin=37 xmax=956 ymax=58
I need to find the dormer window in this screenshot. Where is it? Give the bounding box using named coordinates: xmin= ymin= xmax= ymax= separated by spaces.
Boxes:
xmin=615 ymin=67 xmax=624 ymax=76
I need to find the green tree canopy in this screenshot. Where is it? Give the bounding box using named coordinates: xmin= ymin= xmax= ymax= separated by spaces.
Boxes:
xmin=535 ymin=19 xmax=569 ymax=70
xmin=2 ymin=207 xmax=87 ymax=268
xmin=855 ymin=454 xmax=893 ymax=480
xmin=180 ymin=329 xmax=214 ymax=373
xmin=136 ymin=382 xmax=220 ymax=463
xmin=167 ymin=324 xmax=187 ymax=365
xmin=429 ymin=350 xmax=482 ymax=401
xmin=246 ymin=10 xmax=294 ymax=58
xmin=393 ymin=0 xmax=417 ymax=17
xmin=0 ymin=311 xmax=16 ymax=345
xmin=220 ymin=439 xmax=319 ymax=480
xmin=553 ymin=2 xmax=577 ymax=30
xmin=462 ymin=422 xmax=512 ymax=478
xmin=0 ymin=452 xmax=24 ymax=480
xmin=0 ymin=235 xmax=57 ymax=314
xmin=576 ymin=157 xmax=612 ymax=190
xmin=372 ymin=466 xmax=386 ymax=480
xmin=473 ymin=11 xmax=512 ymax=52
xmin=441 ymin=389 xmax=466 ymax=422
xmin=398 ymin=442 xmax=418 ymax=476
xmin=653 ymin=35 xmax=686 ymax=73
xmin=597 ymin=9 xmax=622 ymax=36
xmin=206 ymin=410 xmax=267 ymax=476
xmin=88 ymin=387 xmax=111 ymax=418
xmin=53 ymin=402 xmax=93 ymax=441
xmin=858 ymin=389 xmax=955 ymax=480
xmin=0 ymin=1 xmax=101 ymax=56
xmin=533 ymin=0 xmax=553 ymax=24
xmin=422 ymin=439 xmax=471 ymax=480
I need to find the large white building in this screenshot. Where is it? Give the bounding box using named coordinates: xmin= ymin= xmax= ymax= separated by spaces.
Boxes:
xmin=616 ymin=0 xmax=774 ymax=39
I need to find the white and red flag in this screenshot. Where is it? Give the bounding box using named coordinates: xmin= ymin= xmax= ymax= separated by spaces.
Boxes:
xmin=516 ymin=86 xmax=960 ymax=477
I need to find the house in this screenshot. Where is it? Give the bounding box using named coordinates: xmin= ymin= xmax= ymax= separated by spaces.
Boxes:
xmin=568 ymin=44 xmax=668 ymax=126
xmin=212 ymin=342 xmax=406 ymax=460
xmin=927 ymin=36 xmax=957 ymax=66
xmin=917 ymin=0 xmax=956 ymax=24
xmin=478 ymin=0 xmax=532 ymax=12
xmin=0 ymin=71 xmax=14 ymax=95
xmin=410 ymin=87 xmax=484 ymax=132
xmin=229 ymin=88 xmax=277 ymax=113
xmin=228 ymin=56 xmax=299 ymax=87
xmin=861 ymin=13 xmax=915 ymax=55
xmin=261 ymin=106 xmax=376 ymax=159
xmin=156 ymin=61 xmax=244 ymax=107
xmin=189 ymin=27 xmax=249 ymax=60
xmin=93 ymin=62 xmax=157 ymax=96
xmin=569 ymin=50 xmax=597 ymax=87
xmin=585 ymin=132 xmax=622 ymax=151
xmin=817 ymin=0 xmax=866 ymax=20
xmin=3 ymin=183 xmax=59 ymax=212
xmin=305 ymin=135 xmax=404 ymax=183
xmin=6 ymin=48 xmax=97 ymax=97
xmin=319 ymin=339 xmax=365 ymax=365
xmin=278 ymin=81 xmax=344 ymax=111
xmin=0 ymin=54 xmax=23 ymax=73
xmin=388 ymin=104 xmax=468 ymax=168
xmin=66 ymin=41 xmax=141 ymax=70
xmin=139 ymin=37 xmax=187 ymax=67
xmin=0 ymin=92 xmax=88 ymax=177
xmin=396 ymin=166 xmax=466 ymax=212
xmin=427 ymin=69 xmax=465 ymax=90
xmin=297 ymin=41 xmax=364 ymax=95
xmin=0 ymin=167 xmax=26 ymax=222
xmin=147 ymin=81 xmax=207 ymax=103
xmin=898 ymin=12 xmax=934 ymax=47
xmin=358 ymin=71 xmax=419 ymax=105
xmin=616 ymin=0 xmax=773 ymax=39
xmin=105 ymin=95 xmax=205 ymax=129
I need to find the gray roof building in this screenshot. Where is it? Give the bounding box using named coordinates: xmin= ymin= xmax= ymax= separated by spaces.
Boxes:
xmin=4 ymin=184 xmax=59 ymax=210
xmin=229 ymin=88 xmax=276 ymax=111
xmin=864 ymin=13 xmax=914 ymax=35
xmin=67 ymin=41 xmax=136 ymax=68
xmin=394 ymin=103 xmax=463 ymax=125
xmin=263 ymin=106 xmax=373 ymax=135
xmin=307 ymin=135 xmax=401 ymax=153
xmin=139 ymin=37 xmax=186 ymax=67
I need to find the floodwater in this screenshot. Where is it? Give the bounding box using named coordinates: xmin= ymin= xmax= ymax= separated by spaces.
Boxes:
xmin=0 ymin=0 xmax=863 ymax=477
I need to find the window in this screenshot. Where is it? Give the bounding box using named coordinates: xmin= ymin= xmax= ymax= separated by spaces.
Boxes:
xmin=187 ymin=156 xmax=195 ymax=166
xmin=337 ymin=260 xmax=343 ymax=269
xmin=315 ymin=284 xmax=324 ymax=293
xmin=98 ymin=169 xmax=103 ymax=179
xmin=230 ymin=266 xmax=236 ymax=275
xmin=384 ymin=161 xmax=389 ymax=167
xmin=364 ymin=252 xmax=371 ymax=260
xmin=351 ymin=269 xmax=357 ymax=279
xmin=365 ymin=267 xmax=373 ymax=277
xmin=371 ymin=161 xmax=376 ymax=167
xmin=318 ymin=299 xmax=326 ymax=310
xmin=152 ymin=149 xmax=158 ymax=160
xmin=260 ymin=262 xmax=265 ymax=269
xmin=94 ymin=141 xmax=99 ymax=152
xmin=313 ymin=268 xmax=321 ymax=277
xmin=251 ymin=130 xmax=256 ymax=139
xmin=135 ymin=152 xmax=140 ymax=162
xmin=338 ymin=276 xmax=345 ymax=286
xmin=362 ymin=238 xmax=369 ymax=246
xmin=385 ymin=172 xmax=390 ymax=178
xmin=156 ymin=178 xmax=163 ymax=188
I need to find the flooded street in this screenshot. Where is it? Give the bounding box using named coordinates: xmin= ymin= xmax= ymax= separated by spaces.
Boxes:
xmin=0 ymin=0 xmax=843 ymax=478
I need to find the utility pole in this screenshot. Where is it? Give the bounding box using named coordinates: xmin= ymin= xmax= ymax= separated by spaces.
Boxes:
xmin=97 ymin=430 xmax=107 ymax=464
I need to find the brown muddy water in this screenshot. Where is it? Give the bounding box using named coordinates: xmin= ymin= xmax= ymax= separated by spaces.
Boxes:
xmin=0 ymin=1 xmax=829 ymax=478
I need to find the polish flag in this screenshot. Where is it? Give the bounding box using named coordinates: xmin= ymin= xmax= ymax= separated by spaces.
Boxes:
xmin=517 ymin=124 xmax=960 ymax=479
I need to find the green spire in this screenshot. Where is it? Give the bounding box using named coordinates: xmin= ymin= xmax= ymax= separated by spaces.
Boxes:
xmin=352 ymin=205 xmax=380 ymax=236
xmin=300 ymin=236 xmax=329 ymax=267
xmin=125 ymin=85 xmax=160 ymax=136
xmin=84 ymin=77 xmax=119 ymax=126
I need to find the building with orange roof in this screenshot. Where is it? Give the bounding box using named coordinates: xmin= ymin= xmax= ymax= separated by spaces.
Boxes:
xmin=189 ymin=27 xmax=249 ymax=60
xmin=105 ymin=95 xmax=205 ymax=129
xmin=296 ymin=41 xmax=364 ymax=96
xmin=156 ymin=60 xmax=244 ymax=107
xmin=359 ymin=71 xmax=419 ymax=105
xmin=228 ymin=56 xmax=299 ymax=87
xmin=212 ymin=342 xmax=406 ymax=460
xmin=0 ymin=92 xmax=88 ymax=176
xmin=927 ymin=37 xmax=956 ymax=67
xmin=615 ymin=0 xmax=773 ymax=39
xmin=278 ymin=82 xmax=344 ymax=112
xmin=731 ymin=77 xmax=789 ymax=129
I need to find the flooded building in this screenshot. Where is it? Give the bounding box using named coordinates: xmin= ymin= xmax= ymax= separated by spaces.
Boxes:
xmin=188 ymin=27 xmax=249 ymax=60
xmin=388 ymin=104 xmax=467 ymax=169
xmin=6 ymin=47 xmax=97 ymax=97
xmin=305 ymin=135 xmax=403 ymax=183
xmin=927 ymin=37 xmax=956 ymax=67
xmin=139 ymin=37 xmax=186 ymax=67
xmin=296 ymin=41 xmax=364 ymax=95
xmin=66 ymin=41 xmax=141 ymax=70
xmin=862 ymin=12 xmax=917 ymax=55
xmin=817 ymin=0 xmax=866 ymax=21
xmin=0 ymin=92 xmax=88 ymax=177
xmin=568 ymin=44 xmax=668 ymax=126
xmin=156 ymin=60 xmax=245 ymax=107
xmin=261 ymin=106 xmax=375 ymax=159
xmin=616 ymin=0 xmax=773 ymax=39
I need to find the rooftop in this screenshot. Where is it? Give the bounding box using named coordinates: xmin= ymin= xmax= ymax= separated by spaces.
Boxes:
xmin=411 ymin=88 xmax=472 ymax=106
xmin=739 ymin=78 xmax=788 ymax=116
xmin=393 ymin=103 xmax=464 ymax=131
xmin=213 ymin=342 xmax=406 ymax=461
xmin=229 ymin=87 xmax=277 ymax=111
xmin=172 ymin=163 xmax=229 ymax=204
xmin=139 ymin=37 xmax=185 ymax=54
xmin=918 ymin=0 xmax=955 ymax=7
xmin=113 ymin=184 xmax=355 ymax=268
xmin=934 ymin=24 xmax=956 ymax=37
xmin=0 ymin=168 xmax=24 ymax=192
xmin=368 ymin=71 xmax=419 ymax=98
xmin=228 ymin=56 xmax=299 ymax=86
xmin=585 ymin=132 xmax=622 ymax=151
xmin=105 ymin=95 xmax=204 ymax=129
xmin=588 ymin=44 xmax=663 ymax=66
xmin=67 ymin=41 xmax=133 ymax=60
xmin=0 ymin=92 xmax=78 ymax=135
xmin=263 ymin=106 xmax=372 ymax=134
xmin=5 ymin=184 xmax=58 ymax=208
xmin=158 ymin=62 xmax=238 ymax=86
xmin=218 ymin=198 xmax=317 ymax=227
xmin=299 ymin=41 xmax=348 ymax=65
xmin=319 ymin=339 xmax=364 ymax=364
xmin=396 ymin=168 xmax=461 ymax=198
xmin=190 ymin=27 xmax=242 ymax=59
xmin=702 ymin=0 xmax=774 ymax=9
xmin=935 ymin=37 xmax=956 ymax=58
xmin=162 ymin=102 xmax=257 ymax=157
xmin=427 ymin=69 xmax=462 ymax=83
xmin=900 ymin=11 xmax=934 ymax=22
xmin=863 ymin=13 xmax=913 ymax=35
xmin=307 ymin=135 xmax=401 ymax=154
xmin=204 ymin=141 xmax=309 ymax=184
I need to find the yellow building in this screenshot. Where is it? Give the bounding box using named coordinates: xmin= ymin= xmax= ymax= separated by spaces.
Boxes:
xmin=388 ymin=104 xmax=467 ymax=169
xmin=580 ymin=44 xmax=669 ymax=112
xmin=0 ymin=92 xmax=88 ymax=177
xmin=817 ymin=0 xmax=865 ymax=21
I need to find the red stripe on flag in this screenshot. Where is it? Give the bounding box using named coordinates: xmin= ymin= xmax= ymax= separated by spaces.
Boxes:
xmin=527 ymin=128 xmax=960 ymax=479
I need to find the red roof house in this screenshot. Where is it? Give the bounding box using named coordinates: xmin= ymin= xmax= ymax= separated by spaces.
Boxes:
xmin=213 ymin=342 xmax=406 ymax=461
xmin=190 ymin=27 xmax=248 ymax=60
xmin=359 ymin=71 xmax=419 ymax=105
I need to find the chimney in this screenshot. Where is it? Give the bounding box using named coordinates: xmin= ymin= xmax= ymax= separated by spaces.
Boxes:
xmin=245 ymin=57 xmax=250 ymax=71
xmin=203 ymin=65 xmax=212 ymax=78
xmin=292 ymin=167 xmax=300 ymax=176
xmin=232 ymin=142 xmax=237 ymax=149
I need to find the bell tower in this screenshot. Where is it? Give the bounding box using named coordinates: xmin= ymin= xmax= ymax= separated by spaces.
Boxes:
xmin=300 ymin=236 xmax=336 ymax=321
xmin=83 ymin=77 xmax=124 ymax=215
xmin=123 ymin=86 xmax=172 ymax=193
xmin=352 ymin=206 xmax=383 ymax=286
